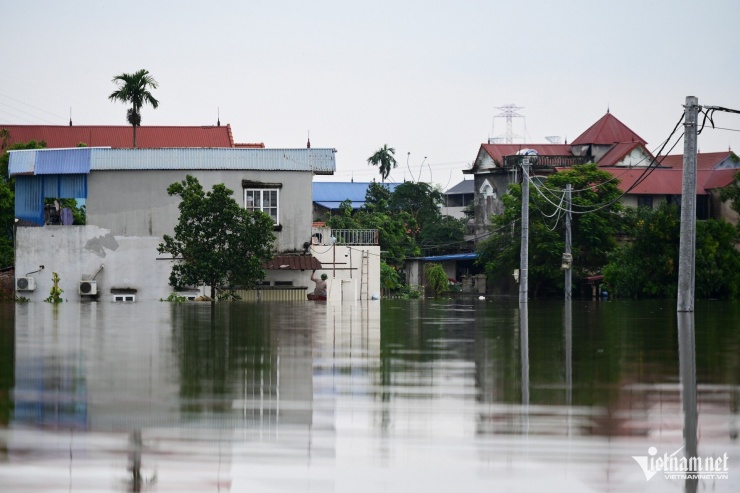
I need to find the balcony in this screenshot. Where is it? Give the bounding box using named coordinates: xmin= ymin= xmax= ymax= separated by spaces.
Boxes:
xmin=502 ymin=155 xmax=592 ymax=170
xmin=311 ymin=227 xmax=379 ymax=245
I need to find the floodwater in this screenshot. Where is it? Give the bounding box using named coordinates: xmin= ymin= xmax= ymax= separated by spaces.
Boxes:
xmin=0 ymin=298 xmax=738 ymax=492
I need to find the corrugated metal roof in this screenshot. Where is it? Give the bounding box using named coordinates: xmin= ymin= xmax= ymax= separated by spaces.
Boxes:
xmin=658 ymin=152 xmax=735 ymax=170
xmin=91 ymin=148 xmax=336 ymax=173
xmin=408 ymin=253 xmax=478 ymax=262
xmin=6 ymin=149 xmax=35 ymax=175
xmin=444 ymin=179 xmax=474 ymax=195
xmin=314 ymin=201 xmax=366 ymax=210
xmin=9 ymin=147 xmax=337 ymax=176
xmin=312 ymin=182 xmax=400 ymax=202
xmin=36 ymin=148 xmax=92 ymax=174
xmin=599 ymin=168 xmax=735 ymax=195
xmin=571 ymin=112 xmax=647 ymax=146
xmin=263 ymin=256 xmax=322 ymax=270
xmin=0 ymin=124 xmax=235 ymax=148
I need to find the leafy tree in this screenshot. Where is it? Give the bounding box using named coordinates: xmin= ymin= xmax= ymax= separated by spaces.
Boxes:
xmin=604 ymin=203 xmax=740 ymax=299
xmin=424 ymin=263 xmax=450 ymax=296
xmin=326 ymin=200 xmax=418 ymax=266
xmin=364 ymin=181 xmax=392 ymax=212
xmin=418 ymin=215 xmax=466 ymax=255
xmin=367 ymin=144 xmax=397 ymax=182
xmin=602 ymin=203 xmax=680 ymax=298
xmin=158 ymin=175 xmax=275 ymax=300
xmin=695 ymin=219 xmax=740 ymax=299
xmin=477 ymin=163 xmax=623 ymax=297
xmin=388 ymin=181 xmax=443 ymax=234
xmin=108 ymin=69 xmax=160 ymax=148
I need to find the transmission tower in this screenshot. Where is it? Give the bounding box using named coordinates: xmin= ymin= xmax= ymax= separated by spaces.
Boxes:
xmin=492 ymin=104 xmax=525 ymax=144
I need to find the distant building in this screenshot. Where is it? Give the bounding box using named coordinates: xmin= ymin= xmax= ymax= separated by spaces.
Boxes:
xmin=465 ymin=111 xmax=740 ymax=237
xmin=441 ymin=179 xmax=474 ymax=220
xmin=9 ymin=147 xmax=355 ymax=302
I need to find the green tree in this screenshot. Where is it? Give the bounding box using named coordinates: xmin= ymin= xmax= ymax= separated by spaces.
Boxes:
xmin=388 ymin=181 xmax=443 ymax=234
xmin=477 ymin=163 xmax=623 ymax=297
xmin=603 ymin=203 xmax=680 ymax=298
xmin=604 ymin=203 xmax=740 ymax=299
xmin=418 ymin=215 xmax=466 ymax=255
xmin=424 ymin=263 xmax=450 ymax=296
xmin=108 ymin=69 xmax=160 ymax=148
xmin=367 ymin=144 xmax=397 ymax=182
xmin=158 ymin=175 xmax=275 ymax=300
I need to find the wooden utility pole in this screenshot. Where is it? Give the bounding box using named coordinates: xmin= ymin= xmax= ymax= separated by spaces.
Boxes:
xmin=519 ymin=157 xmax=530 ymax=303
xmin=677 ymin=96 xmax=699 ymax=312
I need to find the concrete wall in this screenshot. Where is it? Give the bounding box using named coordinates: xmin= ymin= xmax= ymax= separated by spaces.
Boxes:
xmin=15 ymin=226 xmax=174 ymax=302
xmin=472 ymin=172 xmax=511 ymax=238
xmin=86 ymin=169 xmax=314 ymax=253
xmin=309 ymin=244 xmax=381 ymax=301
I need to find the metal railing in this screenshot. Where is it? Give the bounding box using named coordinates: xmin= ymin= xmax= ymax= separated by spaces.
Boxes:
xmin=502 ymin=155 xmax=592 ymax=170
xmin=310 ymin=228 xmax=379 ymax=245
xmin=330 ymin=229 xmax=379 ymax=245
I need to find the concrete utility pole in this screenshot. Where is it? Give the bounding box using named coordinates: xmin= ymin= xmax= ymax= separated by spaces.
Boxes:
xmin=677 ymin=96 xmax=699 ymax=312
xmin=564 ymin=183 xmax=572 ymax=301
xmin=519 ymin=157 xmax=530 ymax=303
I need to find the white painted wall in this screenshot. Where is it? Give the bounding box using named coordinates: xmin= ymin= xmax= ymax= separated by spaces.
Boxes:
xmin=309 ymin=244 xmax=381 ymax=301
xmin=15 ymin=226 xmax=174 ymax=302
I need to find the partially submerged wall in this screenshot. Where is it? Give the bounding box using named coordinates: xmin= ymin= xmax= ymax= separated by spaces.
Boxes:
xmin=15 ymin=226 xmax=174 ymax=302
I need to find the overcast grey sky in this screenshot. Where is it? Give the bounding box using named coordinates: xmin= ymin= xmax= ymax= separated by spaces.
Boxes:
xmin=1 ymin=0 xmax=738 ymax=189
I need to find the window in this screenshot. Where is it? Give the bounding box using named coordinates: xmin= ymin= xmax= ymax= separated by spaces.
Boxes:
xmin=637 ymin=195 xmax=653 ymax=209
xmin=244 ymin=189 xmax=279 ymax=224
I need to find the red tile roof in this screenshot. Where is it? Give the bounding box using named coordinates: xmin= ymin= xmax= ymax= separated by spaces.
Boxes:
xmin=571 ymin=112 xmax=647 ymax=146
xmin=657 ymin=151 xmax=734 ymax=170
xmin=599 ymin=168 xmax=737 ymax=195
xmin=0 ymin=124 xmax=236 ymax=148
xmin=262 ymin=255 xmax=322 ymax=271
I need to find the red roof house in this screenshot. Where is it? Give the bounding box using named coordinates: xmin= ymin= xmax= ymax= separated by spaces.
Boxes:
xmin=0 ymin=124 xmax=261 ymax=149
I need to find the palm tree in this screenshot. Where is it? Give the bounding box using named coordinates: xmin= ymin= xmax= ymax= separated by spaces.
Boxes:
xmin=108 ymin=69 xmax=159 ymax=148
xmin=367 ymin=144 xmax=397 ymax=182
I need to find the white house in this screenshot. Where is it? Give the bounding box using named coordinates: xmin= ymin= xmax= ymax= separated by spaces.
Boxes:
xmin=10 ymin=147 xmax=378 ymax=302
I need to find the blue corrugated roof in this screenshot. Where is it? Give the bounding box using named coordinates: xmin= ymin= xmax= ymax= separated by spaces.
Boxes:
xmin=9 ymin=147 xmax=337 ymax=176
xmin=36 ymin=148 xmax=92 ymax=174
xmin=314 ymin=201 xmax=366 ymax=210
xmin=312 ymin=182 xmax=400 ymax=203
xmin=417 ymin=253 xmax=479 ymax=262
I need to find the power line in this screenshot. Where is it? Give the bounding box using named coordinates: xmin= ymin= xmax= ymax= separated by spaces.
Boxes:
xmin=0 ymin=92 xmax=67 ymax=121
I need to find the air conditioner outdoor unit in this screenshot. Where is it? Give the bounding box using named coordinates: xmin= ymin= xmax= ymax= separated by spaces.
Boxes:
xmin=79 ymin=280 xmax=97 ymax=295
xmin=16 ymin=277 xmax=35 ymax=291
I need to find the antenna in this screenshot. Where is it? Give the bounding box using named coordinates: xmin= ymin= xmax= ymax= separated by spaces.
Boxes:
xmin=307 ymin=130 xmax=311 ymax=148
xmin=69 ymin=107 xmax=72 ymax=126
xmin=545 ymin=136 xmax=562 ymax=144
xmin=217 ymin=107 xmax=220 ymax=126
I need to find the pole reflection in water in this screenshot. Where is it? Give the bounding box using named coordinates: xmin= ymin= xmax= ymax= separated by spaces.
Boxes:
xmin=678 ymin=312 xmax=698 ymax=493
xmin=519 ymin=303 xmax=529 ymax=433
xmin=564 ymin=300 xmax=572 ymax=436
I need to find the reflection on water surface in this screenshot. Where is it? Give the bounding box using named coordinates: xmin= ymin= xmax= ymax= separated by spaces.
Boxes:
xmin=0 ymin=299 xmax=738 ymax=491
